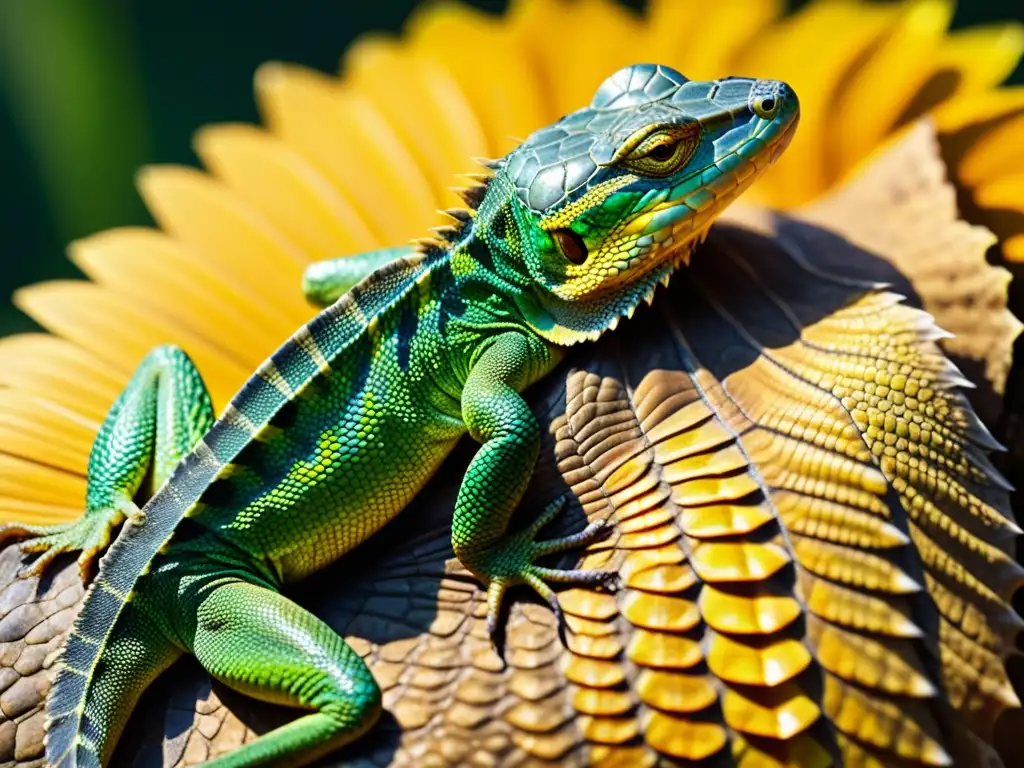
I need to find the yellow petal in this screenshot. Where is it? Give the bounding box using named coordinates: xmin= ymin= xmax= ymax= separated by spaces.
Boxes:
xmin=510 ymin=0 xmax=646 ymax=117
xmin=408 ymin=2 xmax=546 ymax=152
xmin=14 ymin=282 xmax=250 ymax=409
xmin=932 ymin=85 xmax=1024 ymax=131
xmin=973 ymin=173 xmax=1024 ymax=262
xmin=735 ymin=0 xmax=901 ymax=207
xmin=0 ymin=455 xmax=86 ymax=508
xmin=0 ymin=334 xmax=123 ymax=422
xmin=934 ymin=23 xmax=1024 ymax=95
xmin=956 ymin=112 xmax=1024 ymax=187
xmin=343 ymin=36 xmax=490 ymax=208
xmin=137 ymin=165 xmax=312 ymax=322
xmin=1003 ymin=235 xmax=1024 ymax=262
xmin=0 ymin=497 xmax=82 ymax=526
xmin=195 ymin=124 xmax=378 ymax=259
xmin=0 ymin=391 xmax=95 ymax=474
xmin=973 ymin=172 xmax=1024 ymax=208
xmin=882 ymin=23 xmax=1024 ymax=130
xmin=831 ymin=0 xmax=954 ymax=178
xmin=254 ymin=62 xmax=437 ymax=243
xmin=70 ymin=228 xmax=290 ymax=371
xmin=647 ymin=0 xmax=783 ymax=81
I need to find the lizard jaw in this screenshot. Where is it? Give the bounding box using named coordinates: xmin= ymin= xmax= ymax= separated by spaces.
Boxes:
xmin=515 ymin=233 xmax=703 ymax=345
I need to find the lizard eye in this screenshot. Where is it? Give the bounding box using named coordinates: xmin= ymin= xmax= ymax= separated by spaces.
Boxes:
xmin=618 ymin=125 xmax=700 ymax=178
xmin=648 ymin=142 xmax=676 ymax=162
xmin=551 ymin=228 xmax=588 ymax=265
xmin=752 ymin=94 xmax=779 ymax=119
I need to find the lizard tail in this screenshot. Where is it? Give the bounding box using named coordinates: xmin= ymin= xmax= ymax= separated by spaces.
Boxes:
xmin=45 ymin=598 xmax=178 ymax=768
xmin=46 ymin=585 xmax=138 ymax=767
xmin=44 ymin=444 xmax=222 ymax=766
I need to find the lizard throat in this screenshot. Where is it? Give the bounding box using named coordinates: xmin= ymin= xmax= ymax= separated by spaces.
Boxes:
xmin=514 ymin=230 xmax=704 ymax=347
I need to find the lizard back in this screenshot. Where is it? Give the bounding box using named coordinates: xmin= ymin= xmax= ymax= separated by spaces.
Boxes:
xmin=45 ymin=250 xmax=440 ymax=764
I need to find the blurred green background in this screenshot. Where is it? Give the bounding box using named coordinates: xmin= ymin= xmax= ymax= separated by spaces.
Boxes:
xmin=0 ymin=0 xmax=1021 ymax=336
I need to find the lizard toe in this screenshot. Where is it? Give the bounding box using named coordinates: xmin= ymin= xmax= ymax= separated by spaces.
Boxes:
xmin=472 ymin=500 xmax=616 ymax=653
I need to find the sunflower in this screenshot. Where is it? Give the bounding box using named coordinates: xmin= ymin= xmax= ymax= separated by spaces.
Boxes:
xmin=0 ymin=0 xmax=1020 ymax=535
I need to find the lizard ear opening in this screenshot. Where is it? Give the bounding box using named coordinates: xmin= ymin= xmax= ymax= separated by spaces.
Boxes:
xmin=551 ymin=228 xmax=588 ymax=265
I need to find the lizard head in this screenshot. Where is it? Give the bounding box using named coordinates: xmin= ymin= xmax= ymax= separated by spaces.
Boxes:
xmin=481 ymin=63 xmax=799 ymax=345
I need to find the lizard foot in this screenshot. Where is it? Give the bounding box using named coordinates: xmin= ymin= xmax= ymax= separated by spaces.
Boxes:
xmin=0 ymin=500 xmax=135 ymax=580
xmin=469 ymin=495 xmax=616 ymax=652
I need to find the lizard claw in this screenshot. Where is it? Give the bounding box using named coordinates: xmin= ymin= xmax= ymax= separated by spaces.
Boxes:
xmin=2 ymin=502 xmax=131 ymax=581
xmin=474 ymin=495 xmax=616 ymax=654
xmin=485 ymin=578 xmax=510 ymax=665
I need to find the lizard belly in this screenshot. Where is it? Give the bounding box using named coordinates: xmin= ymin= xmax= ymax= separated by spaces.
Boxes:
xmin=222 ymin=404 xmax=465 ymax=584
xmin=276 ymin=431 xmax=458 ymax=582
xmin=201 ymin=292 xmax=469 ymax=584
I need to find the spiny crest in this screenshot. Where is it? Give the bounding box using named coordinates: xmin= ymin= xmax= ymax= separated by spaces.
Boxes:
xmin=455 ymin=171 xmax=494 ymax=208
xmin=416 ymin=165 xmax=501 ymax=255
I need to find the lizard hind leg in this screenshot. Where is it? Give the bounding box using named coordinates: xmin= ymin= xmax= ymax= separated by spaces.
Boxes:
xmin=0 ymin=344 xmax=215 ymax=580
xmin=189 ymin=579 xmax=382 ymax=767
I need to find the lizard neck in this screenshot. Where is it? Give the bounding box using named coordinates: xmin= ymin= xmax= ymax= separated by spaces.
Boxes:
xmin=428 ymin=216 xmax=560 ymax=388
xmin=454 ymin=179 xmax=681 ymax=349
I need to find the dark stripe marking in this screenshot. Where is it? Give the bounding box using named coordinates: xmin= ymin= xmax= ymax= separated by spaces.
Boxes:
xmin=200 ymin=477 xmax=236 ymax=508
xmin=45 ymin=712 xmax=77 ymax=757
xmin=62 ymin=633 xmax=99 ymax=672
xmin=233 ymin=376 xmax=288 ymax=426
xmin=467 ymin=234 xmax=495 ymax=272
xmin=438 ymin=276 xmax=467 ymax=336
xmin=396 ymin=297 xmax=419 ymax=371
xmin=272 ymin=340 xmax=320 ymax=391
xmin=494 ymin=209 xmax=508 ymax=239
xmin=51 ymin=670 xmax=86 ymax=712
xmin=80 ymin=713 xmax=102 ymax=752
xmin=269 ymin=398 xmax=300 ymax=431
xmin=348 ymin=335 xmax=374 ymax=397
xmin=80 ymin=581 xmax=124 ymax=621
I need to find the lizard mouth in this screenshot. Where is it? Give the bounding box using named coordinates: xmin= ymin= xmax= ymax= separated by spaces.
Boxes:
xmin=551 ymin=99 xmax=800 ymax=306
xmin=578 ymin=102 xmax=802 ymax=296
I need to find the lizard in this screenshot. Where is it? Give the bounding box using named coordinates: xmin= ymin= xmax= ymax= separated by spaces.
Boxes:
xmin=0 ymin=64 xmax=798 ymax=767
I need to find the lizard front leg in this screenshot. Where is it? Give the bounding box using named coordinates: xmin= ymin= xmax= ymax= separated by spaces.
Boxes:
xmin=0 ymin=344 xmax=214 ymax=579
xmin=454 ymin=332 xmax=613 ymax=646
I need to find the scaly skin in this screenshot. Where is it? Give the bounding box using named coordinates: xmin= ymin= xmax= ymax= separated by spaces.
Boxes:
xmin=0 ymin=65 xmax=798 ymax=767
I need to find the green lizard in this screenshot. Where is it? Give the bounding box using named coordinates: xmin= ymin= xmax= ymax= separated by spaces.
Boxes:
xmin=0 ymin=64 xmax=798 ymax=767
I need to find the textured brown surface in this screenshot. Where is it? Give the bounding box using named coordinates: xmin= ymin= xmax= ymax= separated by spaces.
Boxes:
xmin=798 ymin=120 xmax=1021 ymax=426
xmin=0 ymin=121 xmax=1020 ymax=767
